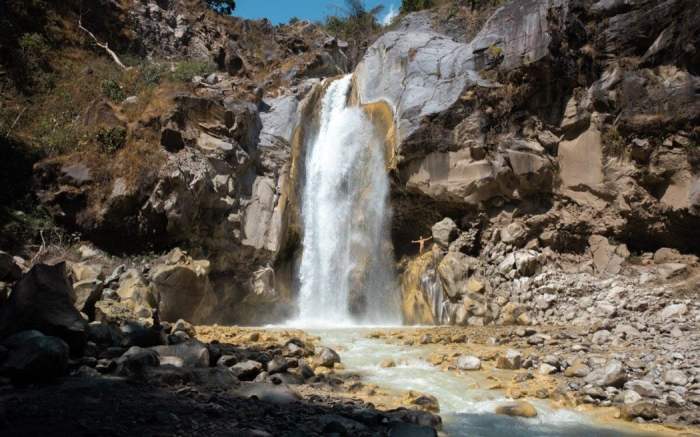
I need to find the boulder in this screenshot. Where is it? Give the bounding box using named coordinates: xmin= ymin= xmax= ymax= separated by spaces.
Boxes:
xmin=403 ymin=391 xmax=440 ymax=413
xmin=118 ymin=346 xmax=160 ymax=373
xmin=620 ymin=402 xmax=659 ymax=421
xmin=120 ymin=321 xmax=163 ymax=348
xmin=437 ymin=252 xmax=476 ymax=299
xmin=0 ymin=263 xmax=87 ymax=354
xmin=72 ymin=279 xmax=104 ymax=320
xmin=230 ymin=360 xmax=263 ymax=381
xmin=431 ymin=218 xmax=458 ymax=249
xmin=495 ymin=349 xmax=522 ymax=370
xmin=589 ymin=235 xmax=629 ymax=275
xmin=151 ymin=254 xmax=215 ymax=323
xmin=172 ymin=319 xmax=196 ymax=337
xmin=316 ymin=347 xmax=341 ymax=368
xmin=116 ymin=269 xmax=156 ymax=310
xmin=267 ymin=357 xmax=289 ymax=374
xmin=150 ymin=340 xmax=210 ymax=368
xmin=624 ymin=380 xmax=660 ymax=398
xmin=0 ymin=330 xmax=69 ymax=381
xmin=653 ymin=247 xmax=682 ymax=264
xmin=456 ymin=355 xmax=481 ymax=371
xmin=495 ymin=401 xmax=538 ymax=418
xmin=585 ymin=359 xmax=627 ymax=388
xmin=564 ymin=363 xmax=591 ymax=378
xmin=659 ymin=303 xmax=688 ymax=321
xmin=539 ymin=363 xmax=558 ymax=375
xmin=87 ymin=321 xmax=123 ymax=347
xmin=500 ymin=222 xmax=527 ymax=246
xmin=663 ymin=369 xmax=688 ymax=386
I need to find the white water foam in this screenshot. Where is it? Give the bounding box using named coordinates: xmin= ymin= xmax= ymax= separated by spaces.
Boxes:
xmin=294 ymin=75 xmax=401 ymax=326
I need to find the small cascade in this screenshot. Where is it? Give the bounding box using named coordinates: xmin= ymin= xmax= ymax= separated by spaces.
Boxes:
xmin=295 ymin=75 xmax=401 ymax=326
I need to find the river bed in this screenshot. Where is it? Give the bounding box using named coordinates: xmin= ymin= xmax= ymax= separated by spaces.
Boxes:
xmin=306 ymin=327 xmax=667 ymax=437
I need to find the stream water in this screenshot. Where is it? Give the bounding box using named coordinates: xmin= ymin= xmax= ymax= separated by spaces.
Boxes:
xmin=308 ymin=328 xmax=663 ymax=437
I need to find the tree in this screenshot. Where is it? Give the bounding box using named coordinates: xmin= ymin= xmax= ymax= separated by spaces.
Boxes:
xmin=206 ymin=0 xmax=236 ymax=14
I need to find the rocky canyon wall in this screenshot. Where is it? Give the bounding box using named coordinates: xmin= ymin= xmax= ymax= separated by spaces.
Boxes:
xmin=19 ymin=0 xmax=700 ymax=327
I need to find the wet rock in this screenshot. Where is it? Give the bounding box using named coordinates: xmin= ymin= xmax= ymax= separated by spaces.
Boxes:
xmin=432 ymin=218 xmax=458 ymax=248
xmin=388 ymin=422 xmax=437 ymax=437
xmin=380 ymin=359 xmax=396 ymax=368
xmin=495 ymin=401 xmax=538 ymax=418
xmin=317 ymin=347 xmax=341 ymax=368
xmin=456 ymin=355 xmax=481 ymax=371
xmin=495 ymin=349 xmax=522 ymax=370
xmin=230 ymin=360 xmax=263 ymax=381
xmin=404 ymin=391 xmax=440 ymax=413
xmin=664 ymin=369 xmax=688 ymax=386
xmin=0 ymin=263 xmax=87 ymax=354
xmin=0 ymin=331 xmax=69 ymax=381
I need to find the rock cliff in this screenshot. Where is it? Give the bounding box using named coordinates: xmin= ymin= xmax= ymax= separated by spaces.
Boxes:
xmin=2 ymin=0 xmax=698 ymax=328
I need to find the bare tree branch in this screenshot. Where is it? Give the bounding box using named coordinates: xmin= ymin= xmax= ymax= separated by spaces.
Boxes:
xmin=4 ymin=107 xmax=26 ymax=138
xmin=78 ymin=16 xmax=131 ymax=71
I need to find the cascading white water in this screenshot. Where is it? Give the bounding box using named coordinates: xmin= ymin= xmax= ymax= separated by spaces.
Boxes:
xmin=296 ymin=75 xmax=400 ymax=326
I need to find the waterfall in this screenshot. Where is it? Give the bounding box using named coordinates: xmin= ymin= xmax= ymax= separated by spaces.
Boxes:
xmin=295 ymin=75 xmax=401 ymax=326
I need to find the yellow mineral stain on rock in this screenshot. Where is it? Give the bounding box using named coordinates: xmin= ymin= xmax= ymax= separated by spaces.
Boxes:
xmin=400 ymin=251 xmax=437 ymax=324
xmin=361 ymin=101 xmax=398 ymax=170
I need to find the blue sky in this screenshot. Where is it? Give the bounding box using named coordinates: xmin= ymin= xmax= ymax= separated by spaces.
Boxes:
xmin=235 ymin=0 xmax=401 ymax=25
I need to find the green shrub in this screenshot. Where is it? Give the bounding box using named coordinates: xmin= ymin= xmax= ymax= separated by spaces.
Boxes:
xmin=401 ymin=0 xmax=433 ymax=13
xmin=140 ymin=63 xmax=166 ymax=86
xmin=18 ymin=32 xmax=53 ymax=90
xmin=169 ymin=61 xmax=217 ymax=82
xmin=101 ymin=79 xmax=126 ymax=102
xmin=96 ymin=126 xmax=127 ymax=154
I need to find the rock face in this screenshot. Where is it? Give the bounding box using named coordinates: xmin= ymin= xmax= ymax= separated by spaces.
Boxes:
xmin=0 ymin=263 xmax=87 ymax=354
xmin=26 ymin=0 xmax=700 ymax=329
xmin=392 ymin=0 xmax=700 ymax=326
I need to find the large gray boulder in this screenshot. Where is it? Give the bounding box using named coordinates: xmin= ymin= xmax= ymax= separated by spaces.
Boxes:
xmin=0 ymin=263 xmax=87 ymax=354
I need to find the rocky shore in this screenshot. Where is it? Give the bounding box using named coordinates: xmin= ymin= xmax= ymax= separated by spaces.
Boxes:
xmin=0 ymin=258 xmax=440 ymax=436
